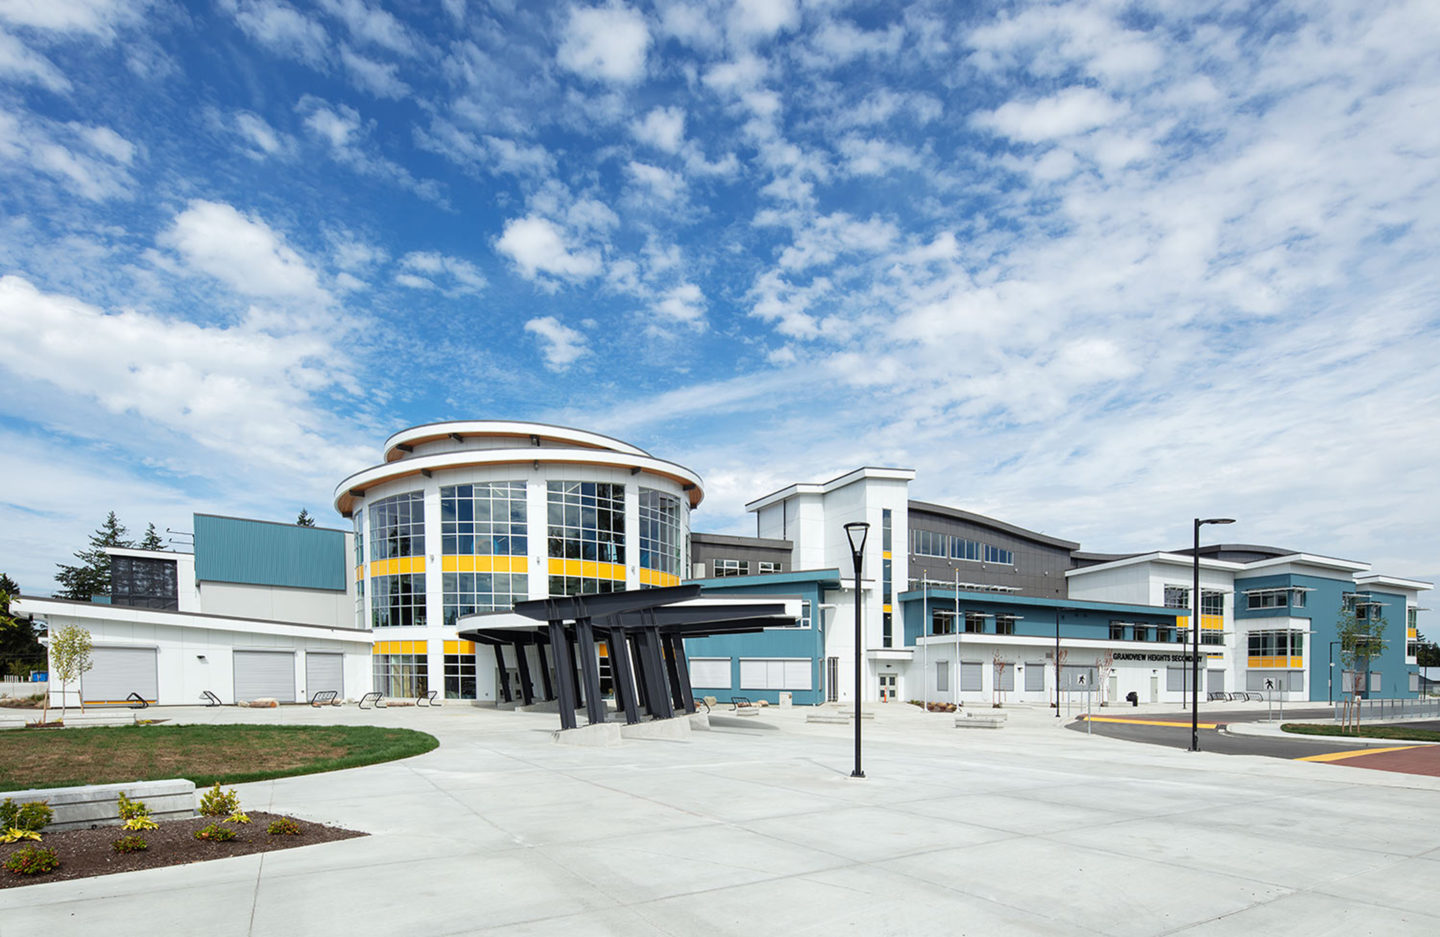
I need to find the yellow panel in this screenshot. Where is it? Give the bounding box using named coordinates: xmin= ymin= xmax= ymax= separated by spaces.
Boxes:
xmin=457 ymin=640 xmax=474 ymax=654
xmin=883 ymin=604 xmax=892 ymax=613
xmin=1409 ymin=628 xmax=1418 ymax=638
xmin=547 ymin=558 xmax=564 ymax=575
xmin=355 ymin=565 xmax=364 ymax=581
xmin=882 ymin=551 xmax=891 ymax=560
xmin=1201 ymin=615 xmax=1223 ymax=630
xmin=444 ymin=640 xmax=457 ymax=654
xmin=1290 ymin=656 xmax=1303 ymax=668
xmin=601 ymin=562 xmax=625 ymax=580
xmin=597 ymin=642 xmax=608 ymax=656
xmin=581 ymin=560 xmax=597 ymax=578
xmin=441 ymin=556 xmax=458 ymax=572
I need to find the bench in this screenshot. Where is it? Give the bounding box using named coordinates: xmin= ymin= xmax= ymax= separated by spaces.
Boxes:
xmin=693 ymin=697 xmax=711 ymax=713
xmin=1207 ymin=692 xmax=1226 ymax=702
xmin=358 ymin=691 xmax=385 ymax=710
xmin=310 ymin=690 xmax=338 ymax=707
xmin=201 ymin=690 xmax=223 ymax=707
xmin=1244 ymin=691 xmax=1263 ymax=702
xmin=416 ymin=690 xmax=440 ymax=707
xmin=955 ymin=713 xmax=1006 ymax=729
xmin=730 ymin=696 xmax=752 ymax=711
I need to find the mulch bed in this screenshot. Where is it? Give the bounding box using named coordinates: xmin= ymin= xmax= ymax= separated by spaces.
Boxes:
xmin=0 ymin=812 xmax=365 ymax=889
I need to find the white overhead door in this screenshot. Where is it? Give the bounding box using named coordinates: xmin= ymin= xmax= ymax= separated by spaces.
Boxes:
xmin=234 ymin=651 xmax=296 ymax=702
xmin=305 ymin=653 xmax=344 ymax=698
xmin=82 ymin=647 xmax=158 ymax=705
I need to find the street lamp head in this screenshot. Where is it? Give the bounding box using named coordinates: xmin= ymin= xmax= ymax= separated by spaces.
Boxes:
xmin=1197 ymin=517 xmax=1236 ymax=527
xmin=843 ymin=521 xmax=870 ymax=557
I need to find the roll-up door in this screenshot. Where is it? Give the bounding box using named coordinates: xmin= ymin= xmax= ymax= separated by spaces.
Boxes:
xmin=305 ymin=652 xmax=344 ymax=698
xmin=1207 ymin=669 xmax=1225 ymax=694
xmin=82 ymin=647 xmax=158 ymax=705
xmin=1024 ymin=662 xmax=1046 ymax=692
xmin=234 ymin=650 xmax=296 ymax=702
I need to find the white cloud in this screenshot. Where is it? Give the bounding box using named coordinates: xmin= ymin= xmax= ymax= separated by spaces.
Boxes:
xmin=495 ymin=215 xmax=603 ymax=281
xmin=296 ymin=96 xmax=446 ymax=204
xmin=233 ymin=111 xmax=289 ymax=157
xmin=0 ymin=0 xmax=143 ymax=37
xmin=524 ymin=315 xmax=588 ymax=369
xmin=225 ymin=0 xmax=329 ymax=67
xmin=728 ymin=0 xmax=797 ymax=41
xmin=837 ymin=135 xmax=922 ymax=176
xmin=557 ymin=2 xmax=650 ymax=84
xmin=0 ymin=109 xmax=136 ymax=199
xmin=396 ymin=250 xmax=486 ymax=295
xmin=320 ymin=0 xmax=417 ymax=57
xmin=340 ymin=45 xmax=409 ymax=98
xmin=299 ymin=98 xmax=361 ymax=147
xmin=631 ymin=106 xmax=685 ymax=152
xmin=157 ymin=200 xmax=331 ymax=307
xmin=653 ymin=282 xmax=706 ymax=329
xmin=975 ymin=86 xmax=1128 ymax=143
xmin=0 ymin=27 xmax=70 ymax=91
xmin=625 ymin=161 xmax=685 ymax=201
xmin=808 ymin=19 xmax=903 ymax=65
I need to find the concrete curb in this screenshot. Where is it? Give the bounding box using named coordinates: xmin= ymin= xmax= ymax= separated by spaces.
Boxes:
xmin=1221 ymin=720 xmax=1440 ymax=747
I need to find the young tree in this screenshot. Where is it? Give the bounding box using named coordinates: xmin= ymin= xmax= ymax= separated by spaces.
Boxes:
xmin=47 ymin=625 xmax=94 ymax=723
xmin=296 ymin=509 xmax=316 ymax=527
xmin=1095 ymin=651 xmax=1115 ymax=706
xmin=139 ymin=523 xmax=164 ymax=551
xmin=0 ymin=573 xmax=45 ymax=679
xmin=1416 ymin=632 xmax=1440 ymax=668
xmin=54 ymin=512 xmax=132 ymax=600
xmin=1337 ymin=602 xmax=1388 ymax=731
xmin=992 ymin=655 xmax=1011 ymax=707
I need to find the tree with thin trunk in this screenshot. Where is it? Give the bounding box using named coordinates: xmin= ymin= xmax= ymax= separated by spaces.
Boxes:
xmin=1095 ymin=652 xmax=1115 ymax=706
xmin=1337 ymin=602 xmax=1388 ymax=732
xmin=54 ymin=511 xmax=132 ymax=600
xmin=48 ymin=625 xmax=93 ymax=724
xmin=992 ymin=654 xmax=1010 ymax=707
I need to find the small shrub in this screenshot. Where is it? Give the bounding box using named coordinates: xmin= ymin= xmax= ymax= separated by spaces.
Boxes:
xmin=4 ymin=846 xmax=60 ymax=876
xmin=266 ymin=817 xmax=302 ymax=836
xmin=194 ymin=822 xmax=237 ymax=842
xmin=0 ymin=828 xmax=42 ymax=844
xmin=199 ymin=783 xmax=242 ymax=818
xmin=117 ymin=792 xmax=158 ymax=831
xmin=112 ymin=834 xmax=149 ymax=854
xmin=0 ymin=798 xmax=52 ymax=833
xmin=227 ymin=811 xmax=251 ymax=825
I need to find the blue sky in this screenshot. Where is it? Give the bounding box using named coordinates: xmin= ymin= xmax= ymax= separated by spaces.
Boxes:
xmin=1 ymin=0 xmax=1438 ymax=624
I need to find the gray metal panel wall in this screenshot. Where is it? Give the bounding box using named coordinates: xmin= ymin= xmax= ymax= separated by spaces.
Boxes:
xmin=305 ymin=653 xmax=344 ymax=697
xmin=690 ymin=540 xmax=792 ymax=576
xmin=907 ymin=509 xmax=1074 ymax=598
xmin=82 ymin=647 xmax=158 ymax=703
xmin=234 ymin=651 xmax=296 ymax=702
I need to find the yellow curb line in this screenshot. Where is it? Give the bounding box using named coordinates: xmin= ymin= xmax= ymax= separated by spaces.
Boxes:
xmin=1083 ymin=716 xmax=1219 ymax=729
xmin=1297 ymin=745 xmax=1422 ymax=763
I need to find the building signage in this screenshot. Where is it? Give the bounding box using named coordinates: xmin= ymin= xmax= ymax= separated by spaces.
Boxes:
xmin=1113 ymin=652 xmax=1196 ymax=663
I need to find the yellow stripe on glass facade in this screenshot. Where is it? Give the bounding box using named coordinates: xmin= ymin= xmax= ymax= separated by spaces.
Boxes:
xmin=373 ymin=640 xmax=428 ymax=655
xmin=440 ymin=555 xmax=528 ymax=573
xmin=1174 ymin=614 xmax=1225 ymax=630
xmin=443 ymin=640 xmax=476 ymax=655
xmin=546 ymin=558 xmax=626 ymax=580
xmin=639 ymin=568 xmax=682 ymax=587
xmin=1248 ymin=656 xmax=1303 ymax=669
xmin=370 ymin=556 xmax=427 ymax=577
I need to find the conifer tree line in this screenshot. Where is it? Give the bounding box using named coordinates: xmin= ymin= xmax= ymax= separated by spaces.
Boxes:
xmin=52 ymin=512 xmax=165 ymax=601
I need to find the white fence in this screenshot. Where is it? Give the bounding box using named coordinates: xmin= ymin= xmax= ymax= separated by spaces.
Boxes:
xmin=0 ymin=678 xmax=48 ymax=698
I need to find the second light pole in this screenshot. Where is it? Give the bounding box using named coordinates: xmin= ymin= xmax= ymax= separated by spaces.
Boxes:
xmin=844 ymin=521 xmax=870 ymax=779
xmin=1191 ymin=516 xmax=1235 ymax=752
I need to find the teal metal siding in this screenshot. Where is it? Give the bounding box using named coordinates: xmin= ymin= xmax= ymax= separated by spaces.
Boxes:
xmin=193 ymin=514 xmax=347 ymax=592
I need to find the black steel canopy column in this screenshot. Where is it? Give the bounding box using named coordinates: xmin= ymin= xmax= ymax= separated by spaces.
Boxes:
xmin=606 ymin=625 xmax=642 ymax=724
xmin=548 ymin=621 xmax=578 ymax=730
xmin=494 ymin=643 xmax=512 ymax=704
xmin=513 ymin=638 xmax=535 ymax=706
xmin=535 ymin=639 xmax=554 ymax=701
xmin=573 ymin=617 xmax=606 ymax=725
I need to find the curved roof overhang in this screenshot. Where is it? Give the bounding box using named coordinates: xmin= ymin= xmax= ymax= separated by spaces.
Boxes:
xmin=333 ymin=447 xmax=704 ymax=515
xmin=382 ymin=420 xmax=652 ymax=463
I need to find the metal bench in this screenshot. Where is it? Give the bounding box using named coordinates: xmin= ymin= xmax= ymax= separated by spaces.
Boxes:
xmin=730 ymin=696 xmax=752 ymax=711
xmin=310 ymin=690 xmax=338 ymax=707
xmin=358 ymin=691 xmax=385 ymax=710
xmin=201 ymin=690 xmax=223 ymax=707
xmin=1207 ymin=692 xmax=1227 ymax=702
xmin=416 ymin=690 xmax=440 ymax=707
xmin=693 ymin=697 xmax=711 ymax=713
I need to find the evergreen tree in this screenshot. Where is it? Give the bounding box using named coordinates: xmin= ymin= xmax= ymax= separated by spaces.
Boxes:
xmin=296 ymin=509 xmax=316 ymax=527
xmin=140 ymin=523 xmax=164 ymax=551
xmin=54 ymin=511 xmax=132 ymax=601
xmin=1417 ymin=632 xmax=1440 ymax=668
xmin=0 ymin=572 xmax=45 ymax=678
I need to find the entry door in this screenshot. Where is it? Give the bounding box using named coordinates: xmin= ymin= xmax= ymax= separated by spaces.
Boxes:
xmin=1149 ymin=674 xmax=1159 ymax=703
xmin=878 ymin=673 xmax=897 ymax=702
xmin=826 ymin=657 xmax=839 ymax=702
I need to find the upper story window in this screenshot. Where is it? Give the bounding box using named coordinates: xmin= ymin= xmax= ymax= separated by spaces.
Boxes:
xmin=909 ymin=528 xmax=1014 ymax=565
xmin=1248 ymin=630 xmax=1304 ymax=658
xmin=441 ymin=483 xmax=527 ymax=556
xmin=546 ymin=481 xmax=624 ymax=564
xmin=714 ymin=558 xmax=749 ymax=577
xmin=370 ymin=491 xmax=425 ymax=560
xmin=111 ymin=556 xmax=178 ymax=610
xmin=758 ymin=561 xmax=783 ymax=574
xmin=1343 ymin=593 xmax=1384 ymax=620
xmin=353 ymin=510 xmax=364 ymax=567
xmin=913 ymin=529 xmax=947 ymax=557
xmin=1165 ymin=586 xmax=1223 ymax=614
xmin=1408 ymin=607 xmax=1419 ymax=629
xmin=638 ymin=488 xmax=684 ymax=577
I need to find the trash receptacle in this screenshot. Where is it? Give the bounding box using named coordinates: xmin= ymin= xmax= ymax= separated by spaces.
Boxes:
xmin=1126 ymin=691 xmax=1139 ymax=707
xmin=778 ymin=691 xmax=792 ymax=707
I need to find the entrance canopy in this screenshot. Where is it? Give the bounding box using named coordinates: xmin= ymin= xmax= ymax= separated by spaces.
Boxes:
xmin=457 ymin=585 xmax=803 ymax=730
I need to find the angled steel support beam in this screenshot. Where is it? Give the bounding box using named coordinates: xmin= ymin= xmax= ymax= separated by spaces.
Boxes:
xmin=512 ymin=639 xmax=535 ymax=706
xmin=637 ymin=626 xmax=673 ymax=720
xmin=607 ymin=626 xmax=641 ymax=725
xmin=494 ymin=644 xmax=512 ymax=704
xmin=574 ymin=617 xmax=606 ymax=725
xmin=547 ymin=621 xmax=577 ymax=730
xmin=663 ymin=632 xmax=694 ymax=714
xmin=535 ymin=638 xmax=554 ymax=701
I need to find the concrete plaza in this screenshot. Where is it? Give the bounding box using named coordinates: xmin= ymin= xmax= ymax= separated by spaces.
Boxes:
xmin=2 ymin=701 xmax=1438 ymax=936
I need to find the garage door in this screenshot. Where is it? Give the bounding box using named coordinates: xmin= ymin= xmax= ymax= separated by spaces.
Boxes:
xmin=234 ymin=651 xmax=296 ymax=702
xmin=305 ymin=652 xmax=344 ymax=698
xmin=82 ymin=647 xmax=158 ymax=705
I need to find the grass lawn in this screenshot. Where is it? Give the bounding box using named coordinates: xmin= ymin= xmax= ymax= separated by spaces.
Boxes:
xmin=1281 ymin=723 xmax=1440 ymax=743
xmin=0 ymin=724 xmax=438 ymax=790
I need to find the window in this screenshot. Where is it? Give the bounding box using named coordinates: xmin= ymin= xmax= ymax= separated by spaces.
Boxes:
xmin=936 ymin=660 xmax=949 ymax=693
xmin=689 ymin=658 xmax=731 ymax=688
xmin=758 ymin=561 xmax=783 ymax=574
xmin=110 ymin=556 xmax=178 ymax=610
xmin=799 ymin=601 xmax=812 ymax=629
xmin=1408 ymin=607 xmax=1419 ymax=629
xmin=546 ymin=481 xmax=624 ymax=563
xmin=441 ymin=483 xmax=527 ymax=556
xmin=739 ymin=658 xmax=811 ymax=690
xmin=964 ymin=612 xmax=987 ymax=634
xmin=444 ymin=652 xmax=476 ymax=700
xmin=1292 ymin=590 xmax=1306 ymax=608
xmin=912 ymin=529 xmax=1012 ymax=566
xmin=952 ymin=537 xmax=981 ymax=562
xmin=1166 ymin=586 xmax=1224 ymax=614
xmin=442 ymin=571 xmax=529 ymax=625
xmin=984 ymin=544 xmax=1014 ymax=565
xmin=1407 ymin=639 xmax=1420 ymax=659
xmin=373 ymin=651 xmax=427 ymax=697
xmin=371 ymin=573 xmax=426 ymax=628
xmin=932 ymin=610 xmax=955 ymax=635
xmin=1247 ymin=591 xmax=1287 ymax=610
xmin=995 ymin=615 xmax=1017 ymax=636
xmin=1201 ymin=629 xmax=1224 ymax=646
xmin=912 ymin=529 xmax=947 ymax=557
xmin=1156 ymin=626 xmax=1175 ymax=643
xmin=1247 ymin=630 xmax=1305 ymax=658
xmin=369 ymin=491 xmax=425 ymax=560
xmin=1164 ymin=586 xmax=1188 ymax=609
xmin=714 ymin=558 xmax=749 ymax=577
xmin=882 ymin=557 xmax=893 ymax=646
xmin=1109 ymin=622 xmax=1127 ymax=641
xmin=353 ymin=509 xmax=364 ymax=567
xmin=638 ymin=488 xmax=685 ymax=580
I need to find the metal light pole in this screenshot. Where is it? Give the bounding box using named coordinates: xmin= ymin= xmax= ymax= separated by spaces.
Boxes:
xmin=844 ymin=522 xmax=870 ymax=779
xmin=1191 ymin=517 xmax=1235 ymax=752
